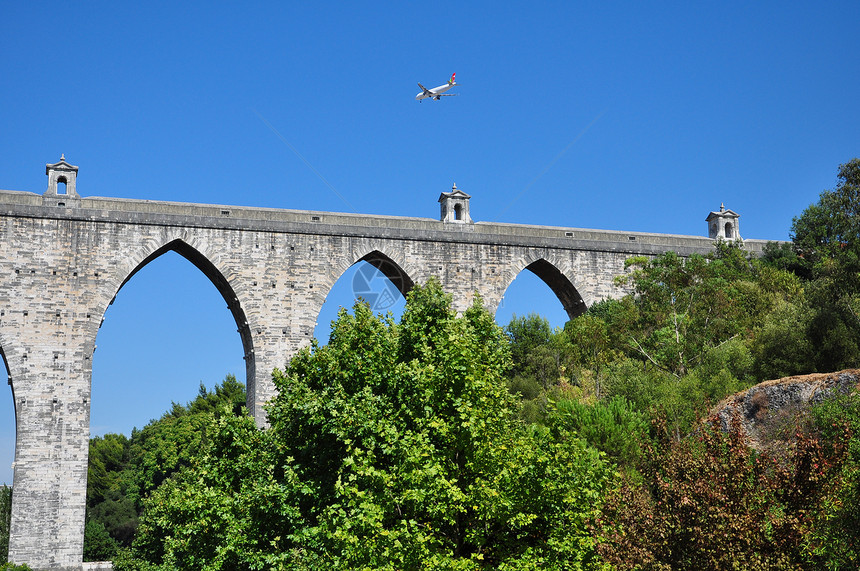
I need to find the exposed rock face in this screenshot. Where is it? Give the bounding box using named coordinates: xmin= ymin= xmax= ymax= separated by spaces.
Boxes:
xmin=711 ymin=370 xmax=860 ymax=449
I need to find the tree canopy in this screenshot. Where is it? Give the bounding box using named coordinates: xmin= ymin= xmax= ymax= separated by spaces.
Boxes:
xmin=119 ymin=280 xmax=612 ymax=570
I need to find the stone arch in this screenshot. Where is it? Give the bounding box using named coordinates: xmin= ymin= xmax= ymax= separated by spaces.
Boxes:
xmin=499 ymin=255 xmax=588 ymax=320
xmin=0 ymin=331 xmax=20 ymax=427
xmin=319 ymin=245 xmax=416 ymax=301
xmin=99 ymin=238 xmax=254 ymax=408
xmin=356 ymin=250 xmax=415 ymax=298
xmin=725 ymin=222 xmax=734 ymax=239
xmin=313 ymin=247 xmax=415 ymax=338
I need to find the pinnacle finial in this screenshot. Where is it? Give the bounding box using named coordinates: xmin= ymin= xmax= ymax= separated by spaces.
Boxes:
xmin=452 ymin=182 xmax=458 ymax=190
xmin=720 ymin=202 xmax=725 ymax=212
xmin=60 ymin=153 xmax=65 ymax=161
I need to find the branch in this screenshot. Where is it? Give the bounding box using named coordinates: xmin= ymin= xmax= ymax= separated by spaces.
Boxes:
xmin=629 ymin=335 xmax=680 ymax=379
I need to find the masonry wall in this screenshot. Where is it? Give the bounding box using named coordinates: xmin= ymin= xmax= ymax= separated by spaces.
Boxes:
xmin=0 ymin=190 xmax=768 ymax=569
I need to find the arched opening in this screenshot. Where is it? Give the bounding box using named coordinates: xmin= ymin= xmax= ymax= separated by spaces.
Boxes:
xmin=94 ymin=242 xmax=250 ymax=435
xmin=57 ymin=176 xmax=68 ymax=195
xmin=86 ymin=243 xmax=250 ymax=556
xmin=724 ymin=222 xmax=734 ymax=239
xmin=454 ymin=204 xmax=463 ymax=221
xmin=0 ymin=346 xmax=13 ymax=487
xmin=495 ymin=259 xmax=586 ymax=329
xmin=314 ymin=252 xmax=412 ymax=343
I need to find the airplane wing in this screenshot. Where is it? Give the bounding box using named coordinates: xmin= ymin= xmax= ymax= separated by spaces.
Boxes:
xmin=417 ymin=82 xmax=430 ymax=94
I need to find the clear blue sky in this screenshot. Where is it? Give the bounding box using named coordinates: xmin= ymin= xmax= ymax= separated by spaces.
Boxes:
xmin=2 ymin=1 xmax=858 ymax=485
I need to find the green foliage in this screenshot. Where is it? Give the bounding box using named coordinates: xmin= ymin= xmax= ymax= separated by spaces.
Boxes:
xmin=598 ymin=358 xmax=657 ymax=409
xmin=0 ymin=486 xmax=10 ymax=562
xmin=128 ymin=375 xmax=247 ymax=502
xmin=84 ymin=375 xmax=247 ymax=555
xmin=792 ymin=159 xmax=860 ymax=273
xmin=790 ymin=159 xmax=860 ymax=372
xmin=84 ymin=519 xmax=120 ymax=561
xmin=550 ymin=397 xmax=648 ymax=469
xmin=124 ymin=279 xmax=612 ymax=570
xmin=750 ymin=299 xmax=815 ymax=380
xmin=505 ymin=313 xmax=571 ymax=393
xmin=0 ymin=563 xmax=33 ymax=570
xmin=618 ymin=246 xmax=772 ymax=378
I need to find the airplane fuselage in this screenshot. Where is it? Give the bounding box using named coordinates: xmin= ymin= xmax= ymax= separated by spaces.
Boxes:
xmin=415 ymin=84 xmax=453 ymax=100
xmin=415 ymin=74 xmax=457 ymax=101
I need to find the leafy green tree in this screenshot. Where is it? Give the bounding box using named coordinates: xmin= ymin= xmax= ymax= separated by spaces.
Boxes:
xmin=792 ymin=159 xmax=860 ymax=276
xmin=0 ymin=486 xmax=10 ymax=562
xmin=761 ymin=240 xmax=810 ymax=279
xmin=505 ymin=313 xmax=572 ymax=391
xmin=83 ymin=519 xmax=120 ymax=562
xmin=127 ymin=375 xmax=247 ymax=504
xmin=550 ymin=396 xmax=648 ymax=470
xmin=84 ymin=375 xmax=246 ymax=556
xmin=618 ymin=245 xmax=767 ymax=378
xmin=790 ymin=159 xmax=860 ymax=372
xmin=124 ymin=280 xmax=612 ymax=570
xmin=750 ymin=299 xmax=816 ymax=380
xmin=87 ymin=433 xmax=129 ymax=508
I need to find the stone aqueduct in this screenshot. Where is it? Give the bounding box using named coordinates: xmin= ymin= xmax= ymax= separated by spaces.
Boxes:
xmin=2 ymin=158 xmax=766 ymax=569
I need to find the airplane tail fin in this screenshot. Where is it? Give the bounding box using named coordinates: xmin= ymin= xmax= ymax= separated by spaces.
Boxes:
xmin=449 ymin=73 xmax=456 ymax=85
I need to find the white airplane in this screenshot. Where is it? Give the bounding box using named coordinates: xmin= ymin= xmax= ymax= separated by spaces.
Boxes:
xmin=415 ymin=73 xmax=459 ymax=101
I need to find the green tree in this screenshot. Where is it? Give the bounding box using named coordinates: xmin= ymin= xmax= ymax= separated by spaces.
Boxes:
xmin=0 ymin=486 xmax=10 ymax=562
xmin=790 ymin=159 xmax=860 ymax=371
xmin=505 ymin=314 xmax=571 ymax=393
xmin=83 ymin=519 xmax=120 ymax=562
xmin=618 ymin=245 xmax=767 ymax=378
xmin=84 ymin=375 xmax=247 ymax=555
xmin=792 ymin=159 xmax=860 ymax=277
xmin=124 ymin=280 xmax=612 ymax=570
xmin=550 ymin=396 xmax=648 ymax=470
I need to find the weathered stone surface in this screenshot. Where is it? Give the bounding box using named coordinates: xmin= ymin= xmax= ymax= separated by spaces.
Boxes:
xmin=711 ymin=369 xmax=860 ymax=449
xmin=0 ymin=180 xmax=772 ymax=569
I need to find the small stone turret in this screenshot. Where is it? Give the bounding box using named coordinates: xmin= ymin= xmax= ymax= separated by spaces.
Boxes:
xmin=44 ymin=155 xmax=81 ymax=207
xmin=45 ymin=154 xmax=78 ymax=197
xmin=438 ymin=183 xmax=472 ymax=223
xmin=706 ymin=203 xmax=741 ymax=240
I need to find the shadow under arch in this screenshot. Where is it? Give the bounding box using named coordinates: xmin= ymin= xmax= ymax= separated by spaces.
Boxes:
xmin=356 ymin=250 xmax=415 ymax=297
xmin=0 ymin=344 xmax=11 ymax=394
xmin=519 ymin=259 xmax=587 ymax=320
xmin=110 ymin=239 xmax=254 ymax=404
xmin=314 ymin=250 xmax=414 ymax=342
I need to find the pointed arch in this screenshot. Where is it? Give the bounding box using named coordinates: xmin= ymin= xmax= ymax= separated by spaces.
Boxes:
xmin=115 ymin=239 xmax=251 ymax=353
xmin=356 ymin=250 xmax=415 ymax=297
xmin=499 ymin=256 xmax=588 ymax=321
xmin=523 ymin=259 xmax=587 ymax=319
xmin=103 ymin=238 xmax=254 ymax=407
xmin=314 ymin=248 xmax=414 ymax=342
